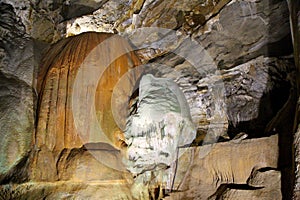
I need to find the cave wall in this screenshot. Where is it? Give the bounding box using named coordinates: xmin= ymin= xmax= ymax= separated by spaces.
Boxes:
xmin=0 ymin=0 xmax=298 ymax=199
xmin=287 ymin=1 xmax=300 ymax=199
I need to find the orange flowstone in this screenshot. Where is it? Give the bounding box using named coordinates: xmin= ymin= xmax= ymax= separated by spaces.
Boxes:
xmin=37 ymin=32 xmax=141 ymax=150
xmin=31 ymin=32 xmax=141 ymax=181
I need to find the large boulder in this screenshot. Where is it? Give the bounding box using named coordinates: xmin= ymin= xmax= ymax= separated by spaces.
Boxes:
xmin=167 ymin=135 xmax=281 ymax=200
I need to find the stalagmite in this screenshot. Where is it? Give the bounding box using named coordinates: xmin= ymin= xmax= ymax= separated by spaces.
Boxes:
xmin=124 ymin=74 xmax=196 ymax=198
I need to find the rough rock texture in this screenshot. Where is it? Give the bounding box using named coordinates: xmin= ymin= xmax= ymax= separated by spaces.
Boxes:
xmin=61 ymin=0 xmax=109 ymax=20
xmin=195 ymin=0 xmax=291 ymax=69
xmin=295 ymin=124 xmax=300 ymax=199
xmin=1 ymin=0 xmax=65 ymax=43
xmin=65 ymin=0 xmax=294 ymax=139
xmin=0 ymin=3 xmax=37 ymax=183
xmin=66 ymin=0 xmax=132 ymax=35
xmin=0 ymin=73 xmax=34 ymax=184
xmin=124 ymin=74 xmax=196 ymax=198
xmin=0 ymin=0 xmax=298 ymax=199
xmin=223 ymin=56 xmax=294 ymax=134
xmin=67 ymin=0 xmax=292 ymax=63
xmin=0 ymin=181 xmax=133 ymax=200
xmin=30 ymin=32 xmax=141 ymax=181
xmin=0 ymin=135 xmax=280 ymax=200
xmin=166 ymin=135 xmax=281 ymax=200
xmin=144 ymin=53 xmax=294 ymax=143
xmin=289 ymin=1 xmax=300 ymax=199
xmin=57 ymin=144 xmax=131 ymax=182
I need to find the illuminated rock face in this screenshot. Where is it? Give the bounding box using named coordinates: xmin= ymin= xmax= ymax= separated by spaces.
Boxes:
xmin=124 ymin=74 xmax=196 ymax=197
xmin=0 ymin=0 xmax=296 ymax=199
xmin=31 ymin=32 xmax=141 ymax=181
xmin=166 ymin=135 xmax=281 ymax=200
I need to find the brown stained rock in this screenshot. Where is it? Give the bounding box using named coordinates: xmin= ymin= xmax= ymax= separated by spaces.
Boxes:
xmin=66 ymin=0 xmax=291 ymax=70
xmin=36 ymin=32 xmax=110 ymax=152
xmin=95 ymin=46 xmax=142 ymax=145
xmin=0 ymin=136 xmax=280 ymax=199
xmin=0 ymin=1 xmax=294 ymax=199
xmin=168 ymin=135 xmax=280 ymax=199
xmin=57 ymin=145 xmax=132 ymax=182
xmin=119 ymin=0 xmax=231 ymax=31
xmin=66 ymin=0 xmax=231 ymax=36
xmin=0 ymin=181 xmax=133 ymax=200
xmin=31 ymin=32 xmax=141 ymax=181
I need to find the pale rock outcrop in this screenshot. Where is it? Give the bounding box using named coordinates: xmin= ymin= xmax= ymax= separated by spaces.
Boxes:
xmin=67 ymin=0 xmax=291 ymax=68
xmin=166 ymin=135 xmax=281 ymax=200
xmin=145 ymin=54 xmax=294 ymax=143
xmin=124 ymin=74 xmax=196 ymax=198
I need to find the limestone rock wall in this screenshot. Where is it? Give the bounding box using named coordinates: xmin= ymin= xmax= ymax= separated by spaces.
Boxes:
xmin=0 ymin=135 xmax=280 ymax=200
xmin=0 ymin=2 xmax=36 ymax=184
xmin=167 ymin=135 xmax=280 ymax=200
xmin=65 ymin=0 xmax=294 ymax=138
xmin=288 ymin=1 xmax=300 ymax=199
xmin=0 ymin=0 xmax=298 ymax=199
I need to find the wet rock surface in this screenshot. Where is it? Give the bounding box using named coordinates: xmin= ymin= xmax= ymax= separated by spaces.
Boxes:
xmin=30 ymin=32 xmax=141 ymax=181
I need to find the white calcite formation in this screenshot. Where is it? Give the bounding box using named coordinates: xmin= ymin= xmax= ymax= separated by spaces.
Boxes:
xmin=124 ymin=74 xmax=196 ymax=195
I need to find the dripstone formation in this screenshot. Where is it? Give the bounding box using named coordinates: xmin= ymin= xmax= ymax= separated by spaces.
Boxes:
xmin=0 ymin=0 xmax=299 ymax=199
